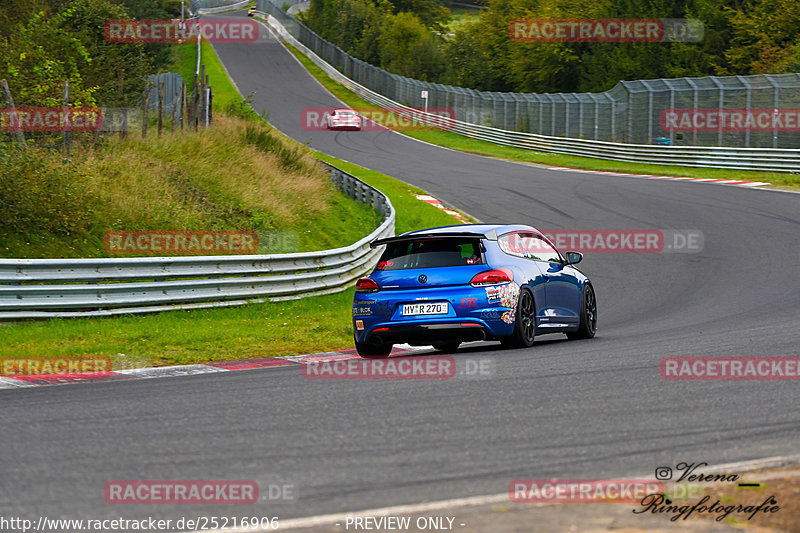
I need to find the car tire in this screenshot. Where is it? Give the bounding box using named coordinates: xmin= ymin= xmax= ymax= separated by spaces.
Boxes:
xmin=501 ymin=288 xmax=536 ymax=348
xmin=567 ymin=283 xmax=597 ymax=340
xmin=355 ymin=336 xmax=393 ymax=357
xmin=432 ymin=342 xmax=460 ymax=353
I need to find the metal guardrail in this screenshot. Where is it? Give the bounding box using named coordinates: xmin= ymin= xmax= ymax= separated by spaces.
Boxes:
xmin=0 ymin=162 xmax=394 ymax=319
xmin=259 ymin=3 xmax=800 ymax=172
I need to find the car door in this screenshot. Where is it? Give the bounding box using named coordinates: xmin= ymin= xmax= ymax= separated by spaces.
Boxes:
xmin=527 ymin=235 xmax=582 ymax=326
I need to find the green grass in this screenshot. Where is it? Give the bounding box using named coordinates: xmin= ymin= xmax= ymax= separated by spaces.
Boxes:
xmin=0 ymin=290 xmax=359 ymax=366
xmin=445 ymin=6 xmax=483 ymax=32
xmin=0 ymin=115 xmax=381 ymax=258
xmin=170 ymin=39 xmax=242 ymax=111
xmin=281 ymin=40 xmax=800 ymax=190
xmin=314 ymin=153 xmax=476 ymax=233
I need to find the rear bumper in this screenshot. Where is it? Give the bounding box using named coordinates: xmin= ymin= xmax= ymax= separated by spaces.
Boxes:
xmin=328 ymin=122 xmax=361 ymax=130
xmin=364 ymin=322 xmax=491 ymax=346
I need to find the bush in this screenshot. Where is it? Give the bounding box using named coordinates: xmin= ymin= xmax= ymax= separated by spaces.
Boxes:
xmin=0 ymin=144 xmax=96 ymax=240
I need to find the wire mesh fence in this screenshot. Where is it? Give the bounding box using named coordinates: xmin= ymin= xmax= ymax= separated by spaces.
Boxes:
xmin=147 ymin=73 xmax=184 ymax=115
xmin=257 ymin=0 xmax=800 ymax=149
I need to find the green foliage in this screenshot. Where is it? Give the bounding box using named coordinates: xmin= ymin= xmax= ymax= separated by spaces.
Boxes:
xmin=443 ymin=23 xmax=495 ymax=90
xmin=389 ymin=0 xmax=450 ymax=31
xmin=304 ymin=0 xmax=800 ymax=94
xmin=378 ymin=12 xmax=446 ymax=80
xmin=0 ymin=8 xmax=97 ymax=107
xmin=224 ymin=92 xmax=263 ymax=121
xmin=0 ymin=144 xmax=96 ymax=241
xmin=243 ymin=124 xmax=305 ymax=172
xmin=0 ymin=0 xmax=163 ymax=108
xmin=305 ymin=0 xmax=446 ymax=81
xmin=114 ymin=0 xmax=178 ymax=68
xmin=725 ymin=0 xmax=800 ymax=74
xmin=64 ymin=0 xmax=155 ymax=105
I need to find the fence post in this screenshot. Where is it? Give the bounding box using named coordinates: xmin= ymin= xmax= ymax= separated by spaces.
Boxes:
xmin=142 ymin=81 xmax=149 ymax=139
xmin=538 ymin=97 xmax=543 ymax=135
xmin=765 ymin=74 xmax=780 ymax=149
xmin=62 ymin=80 xmax=70 ymax=153
xmin=204 ymin=73 xmax=210 ymax=127
xmin=190 ymin=73 xmax=197 ymax=130
xmin=610 ymin=97 xmax=616 ymax=142
xmin=157 ymin=80 xmax=164 ymax=137
xmin=172 ymin=90 xmax=178 ymax=134
xmin=627 ymin=91 xmax=633 ymax=144
xmin=203 ymin=85 xmax=209 ymax=124
xmin=0 ymin=79 xmax=26 ymax=149
xmin=686 ymin=78 xmax=698 ymax=146
xmin=181 ymin=81 xmax=187 ymax=131
xmin=641 ymin=80 xmax=654 ymax=145
xmin=118 ymin=69 xmax=127 ymax=140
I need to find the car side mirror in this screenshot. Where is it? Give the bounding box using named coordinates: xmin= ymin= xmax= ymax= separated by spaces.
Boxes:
xmin=564 ymin=251 xmax=583 ymax=265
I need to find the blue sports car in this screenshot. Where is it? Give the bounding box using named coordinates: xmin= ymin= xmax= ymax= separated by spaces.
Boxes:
xmin=352 ymin=224 xmax=597 ymax=356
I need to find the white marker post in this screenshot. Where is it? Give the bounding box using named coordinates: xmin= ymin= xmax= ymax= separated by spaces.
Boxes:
xmin=421 ymin=90 xmax=429 ymax=115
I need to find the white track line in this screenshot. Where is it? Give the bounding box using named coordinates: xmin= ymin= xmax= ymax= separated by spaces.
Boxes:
xmin=194 ymin=454 xmax=800 ymax=532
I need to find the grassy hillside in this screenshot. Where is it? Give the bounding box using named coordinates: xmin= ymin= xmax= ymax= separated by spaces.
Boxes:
xmin=0 ymin=115 xmax=381 ymax=258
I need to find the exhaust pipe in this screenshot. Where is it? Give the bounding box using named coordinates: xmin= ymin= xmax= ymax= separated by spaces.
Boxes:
xmin=475 ymin=329 xmax=486 ymax=341
xmin=370 ymin=336 xmax=384 ymax=347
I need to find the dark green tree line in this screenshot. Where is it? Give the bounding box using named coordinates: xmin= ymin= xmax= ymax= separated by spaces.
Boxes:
xmin=303 ymin=0 xmax=800 ymax=93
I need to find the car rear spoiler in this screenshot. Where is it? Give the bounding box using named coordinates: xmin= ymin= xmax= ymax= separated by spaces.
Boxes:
xmin=370 ymin=231 xmax=496 ymax=248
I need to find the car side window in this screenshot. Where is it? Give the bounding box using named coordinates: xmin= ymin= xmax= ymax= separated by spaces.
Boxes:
xmin=529 ymin=236 xmax=561 ymax=263
xmin=498 ymin=232 xmax=561 ymax=263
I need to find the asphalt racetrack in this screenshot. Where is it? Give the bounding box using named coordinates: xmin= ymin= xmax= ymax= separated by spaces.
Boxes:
xmin=1 ymin=10 xmax=799 ymax=526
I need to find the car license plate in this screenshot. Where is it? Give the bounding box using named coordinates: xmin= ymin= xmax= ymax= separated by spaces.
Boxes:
xmin=401 ymin=302 xmax=449 ymax=316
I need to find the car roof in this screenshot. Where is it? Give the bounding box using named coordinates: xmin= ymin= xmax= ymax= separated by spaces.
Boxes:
xmin=371 ymin=224 xmax=542 ymax=247
xmin=403 ymin=224 xmax=539 ymax=238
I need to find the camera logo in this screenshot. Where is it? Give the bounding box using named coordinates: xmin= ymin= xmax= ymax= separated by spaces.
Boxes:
xmin=655 ymin=467 xmax=673 ymax=480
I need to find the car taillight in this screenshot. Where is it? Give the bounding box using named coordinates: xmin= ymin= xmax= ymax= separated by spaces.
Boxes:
xmin=470 ymin=268 xmax=513 ymax=287
xmin=355 ymin=277 xmax=380 ymax=293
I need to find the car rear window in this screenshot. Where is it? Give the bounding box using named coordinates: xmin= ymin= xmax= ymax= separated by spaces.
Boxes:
xmin=376 ymin=238 xmax=484 ymax=270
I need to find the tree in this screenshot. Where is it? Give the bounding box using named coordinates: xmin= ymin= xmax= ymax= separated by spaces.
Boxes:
xmin=378 ymin=12 xmax=447 ymax=80
xmin=65 ymin=0 xmax=154 ymax=106
xmin=444 ymin=23 xmax=495 ymax=90
xmin=0 ymin=7 xmax=96 ymax=107
xmin=725 ymin=0 xmax=800 ymax=73
xmin=388 ymin=0 xmax=450 ymax=31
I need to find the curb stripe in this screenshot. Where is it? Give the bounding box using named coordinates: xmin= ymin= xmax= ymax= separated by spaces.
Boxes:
xmin=416 ymin=194 xmax=470 ymax=222
xmin=546 ymin=166 xmax=771 ymax=188
xmin=0 ymin=347 xmax=423 ymax=390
